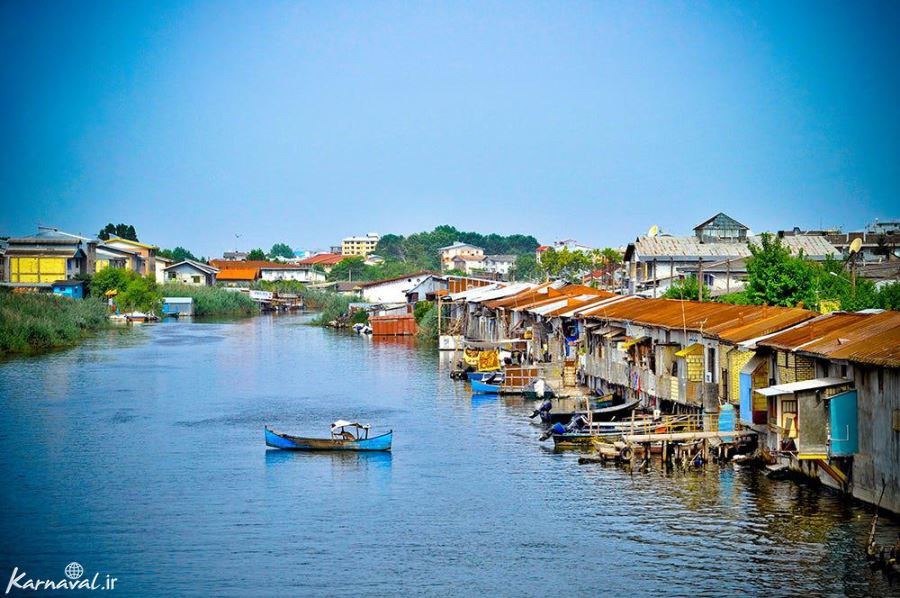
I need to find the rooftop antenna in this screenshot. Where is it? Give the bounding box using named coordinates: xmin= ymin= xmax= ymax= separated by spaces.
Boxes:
xmin=847 ymin=237 xmax=862 ymax=292
xmin=648 ymin=225 xmax=659 ymax=237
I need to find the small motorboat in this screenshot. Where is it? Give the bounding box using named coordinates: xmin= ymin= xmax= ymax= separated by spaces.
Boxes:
xmin=543 ymin=399 xmax=640 ymax=425
xmin=471 ymin=377 xmax=502 ymax=394
xmin=265 ymin=420 xmax=392 ymax=452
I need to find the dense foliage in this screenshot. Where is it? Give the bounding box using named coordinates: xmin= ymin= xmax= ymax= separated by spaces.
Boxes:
xmin=247 ymin=248 xmax=267 ymax=261
xmin=300 ymin=287 xmax=362 ymax=325
xmin=374 ymin=225 xmax=539 ymax=270
xmin=157 ymin=246 xmax=199 ymax=262
xmin=662 ymin=275 xmax=710 ymax=301
xmin=719 ymin=234 xmax=900 ymax=310
xmin=0 ymin=292 xmax=109 ymax=355
xmin=98 ymin=223 xmax=138 ymax=241
xmin=161 ymin=284 xmax=256 ymax=316
xmin=269 ymin=243 xmax=294 ymax=259
xmin=326 ymin=256 xmax=426 ymax=282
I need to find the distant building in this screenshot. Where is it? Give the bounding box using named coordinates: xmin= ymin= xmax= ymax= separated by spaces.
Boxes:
xmin=96 ymin=245 xmax=133 ymax=272
xmin=223 ymin=250 xmax=248 ymax=261
xmin=779 ymin=218 xmax=899 ymax=263
xmin=693 ymin=212 xmax=749 ymax=242
xmin=405 ymin=275 xmax=449 ymax=303
xmin=102 ymin=237 xmax=158 ymax=277
xmin=483 ymin=255 xmax=516 ymax=276
xmin=163 ymin=260 xmax=218 ymax=286
xmin=439 ymin=242 xmax=484 ymax=271
xmin=341 ymin=233 xmax=380 ymax=256
xmin=450 ymin=255 xmax=486 ymax=275
xmin=358 ymin=271 xmax=435 ymax=304
xmin=551 ymin=239 xmax=594 ymax=253
xmin=624 ymin=212 xmax=840 ymax=296
xmin=154 ymin=255 xmax=174 ymax=284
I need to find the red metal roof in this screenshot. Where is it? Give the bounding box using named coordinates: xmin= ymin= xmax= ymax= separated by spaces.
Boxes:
xmin=297 ymin=253 xmax=348 ymax=266
xmin=210 ymin=260 xmax=294 ymax=270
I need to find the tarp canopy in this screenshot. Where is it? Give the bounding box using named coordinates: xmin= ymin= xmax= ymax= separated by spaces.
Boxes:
xmin=675 ymin=343 xmax=704 ymax=357
xmin=754 ymin=377 xmax=850 ymax=397
xmin=463 ymin=339 xmax=528 ymax=347
xmin=621 ymin=336 xmax=650 ymax=349
xmin=331 ymin=420 xmax=370 ymax=429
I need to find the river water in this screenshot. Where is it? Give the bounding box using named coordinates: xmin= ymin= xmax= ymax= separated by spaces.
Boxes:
xmin=1 ymin=314 xmax=897 ymax=597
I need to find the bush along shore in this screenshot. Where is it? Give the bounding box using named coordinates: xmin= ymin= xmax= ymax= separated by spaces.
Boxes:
xmin=161 ymin=283 xmax=256 ymax=316
xmin=0 ymin=291 xmax=110 ymax=356
xmin=299 ymin=287 xmax=364 ymax=326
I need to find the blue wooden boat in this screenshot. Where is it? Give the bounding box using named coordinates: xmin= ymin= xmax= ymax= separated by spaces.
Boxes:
xmin=471 ymin=378 xmax=502 ymax=394
xmin=265 ymin=420 xmax=392 ymax=451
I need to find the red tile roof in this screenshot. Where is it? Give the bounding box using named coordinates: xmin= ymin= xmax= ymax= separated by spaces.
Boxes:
xmin=297 ymin=253 xmax=347 ymax=266
xmin=215 ymin=268 xmax=259 ymax=281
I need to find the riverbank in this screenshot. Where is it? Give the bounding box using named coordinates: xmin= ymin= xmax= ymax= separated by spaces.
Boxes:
xmin=0 ymin=292 xmax=109 ymax=355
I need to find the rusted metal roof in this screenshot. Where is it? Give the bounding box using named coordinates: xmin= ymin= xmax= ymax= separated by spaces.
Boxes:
xmin=628 ymin=234 xmax=839 ymax=260
xmin=215 ymin=268 xmax=259 ymax=280
xmin=760 ymin=310 xmax=900 ymax=368
xmin=584 ymin=298 xmax=816 ymax=343
xmin=756 ymin=312 xmax=871 ymax=351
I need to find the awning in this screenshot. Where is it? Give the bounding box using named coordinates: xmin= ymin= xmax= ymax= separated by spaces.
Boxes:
xmin=754 ymin=377 xmax=850 ymax=397
xmin=675 ymin=343 xmax=704 ymax=357
xmin=621 ymin=336 xmax=650 ymax=349
xmin=463 ymin=338 xmax=528 ymax=348
xmin=332 ymin=420 xmax=370 ymax=429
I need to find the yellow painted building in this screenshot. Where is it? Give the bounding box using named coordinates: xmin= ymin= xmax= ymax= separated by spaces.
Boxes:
xmin=8 ymin=256 xmax=67 ymax=283
xmin=101 ymin=237 xmax=157 ymax=276
xmin=341 ymin=234 xmax=380 ymax=256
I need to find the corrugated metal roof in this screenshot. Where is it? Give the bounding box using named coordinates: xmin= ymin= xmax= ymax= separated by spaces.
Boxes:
xmin=584 ymin=298 xmax=816 ymax=343
xmin=757 ymin=312 xmax=871 ymax=351
xmin=630 ymin=235 xmax=839 ymax=259
xmin=760 ymin=310 xmax=900 ymax=368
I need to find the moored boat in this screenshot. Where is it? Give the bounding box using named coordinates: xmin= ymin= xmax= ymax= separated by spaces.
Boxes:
xmin=471 ymin=378 xmax=502 ymax=394
xmin=544 ymin=399 xmax=640 ymax=425
xmin=265 ymin=420 xmax=392 ymax=451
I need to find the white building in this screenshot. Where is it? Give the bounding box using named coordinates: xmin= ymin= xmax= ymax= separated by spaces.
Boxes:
xmin=341 ymin=233 xmax=380 ymax=256
xmin=359 ymin=271 xmax=434 ymax=304
xmin=439 ymin=242 xmax=484 ymax=270
xmin=483 ymin=255 xmax=516 ymax=275
xmin=163 ymin=260 xmax=218 ymax=286
xmin=259 ymin=265 xmax=326 ymax=283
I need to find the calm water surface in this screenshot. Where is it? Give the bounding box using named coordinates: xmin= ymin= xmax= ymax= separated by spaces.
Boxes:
xmin=1 ymin=314 xmax=898 ymax=597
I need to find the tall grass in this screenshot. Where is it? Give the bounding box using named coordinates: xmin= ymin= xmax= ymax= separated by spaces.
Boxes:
xmin=0 ymin=292 xmax=109 ymax=355
xmin=160 ymin=284 xmax=256 ymax=316
xmin=300 ymin=287 xmax=361 ymax=325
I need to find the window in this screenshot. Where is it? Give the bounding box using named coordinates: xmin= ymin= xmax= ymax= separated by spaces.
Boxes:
xmin=192 ymin=276 xmax=200 ymax=284
xmin=168 ymin=272 xmax=176 ymax=280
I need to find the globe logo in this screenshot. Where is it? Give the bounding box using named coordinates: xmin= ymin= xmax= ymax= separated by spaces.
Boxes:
xmin=64 ymin=562 xmax=84 ymax=580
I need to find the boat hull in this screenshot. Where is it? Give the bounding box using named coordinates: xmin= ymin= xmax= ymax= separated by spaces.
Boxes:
xmin=466 ymin=371 xmax=503 ymax=383
xmin=471 ymin=379 xmax=502 ymax=394
xmin=265 ymin=427 xmax=392 ymax=451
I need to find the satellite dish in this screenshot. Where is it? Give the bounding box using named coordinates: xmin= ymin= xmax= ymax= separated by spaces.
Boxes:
xmin=849 ymin=238 xmax=862 ymax=255
xmin=648 ymin=225 xmax=659 ymax=237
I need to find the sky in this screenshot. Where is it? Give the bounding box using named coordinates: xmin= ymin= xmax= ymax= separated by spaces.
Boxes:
xmin=2 ymin=1 xmax=898 ymax=256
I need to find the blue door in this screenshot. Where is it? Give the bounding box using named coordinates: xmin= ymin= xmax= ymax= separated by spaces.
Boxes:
xmin=829 ymin=389 xmax=858 ymax=456
xmin=739 ymin=372 xmax=753 ymax=425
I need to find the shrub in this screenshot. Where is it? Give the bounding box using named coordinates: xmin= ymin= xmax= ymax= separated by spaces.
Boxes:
xmin=161 ymin=284 xmax=256 ymax=316
xmin=0 ymin=292 xmax=109 ymax=355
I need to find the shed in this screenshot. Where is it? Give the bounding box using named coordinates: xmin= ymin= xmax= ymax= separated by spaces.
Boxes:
xmin=162 ymin=297 xmax=194 ymax=316
xmin=51 ymin=279 xmax=86 ymax=299
xmin=370 ymin=314 xmax=417 ymax=336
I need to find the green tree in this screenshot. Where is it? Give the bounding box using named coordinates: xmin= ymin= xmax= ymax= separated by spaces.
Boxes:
xmin=158 ymin=246 xmax=198 ymax=262
xmin=877 ymin=281 xmax=900 ymax=310
xmin=91 ymin=267 xmax=136 ymax=296
xmin=663 ymin=275 xmax=710 ymax=301
xmin=118 ymin=275 xmax=162 ymax=313
xmin=269 ymin=243 xmax=294 ymax=259
xmin=98 ymin=223 xmax=139 ymax=241
xmin=511 ymin=254 xmax=542 ymax=281
xmin=539 ymin=247 xmax=592 ymax=283
xmin=247 ymin=248 xmax=267 ymax=261
xmin=327 ymin=256 xmax=369 ymax=281
xmin=745 ymin=234 xmax=817 ymax=308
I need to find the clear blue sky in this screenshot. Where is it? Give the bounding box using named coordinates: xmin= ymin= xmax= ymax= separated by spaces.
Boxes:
xmin=2 ymin=1 xmax=898 ymax=256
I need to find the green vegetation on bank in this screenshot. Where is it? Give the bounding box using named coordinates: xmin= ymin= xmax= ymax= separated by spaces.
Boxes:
xmin=717 ymin=234 xmax=900 ymax=311
xmin=161 ymin=284 xmax=256 ymax=316
xmin=300 ymin=287 xmax=362 ymax=326
xmin=326 ymin=257 xmax=429 ymax=282
xmin=0 ymin=291 xmax=109 ymax=355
